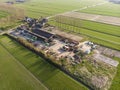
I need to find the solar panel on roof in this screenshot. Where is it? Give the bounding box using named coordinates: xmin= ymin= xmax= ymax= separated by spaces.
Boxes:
xmin=32 ymin=29 xmax=54 ymax=39
xmin=23 ymin=30 xmax=46 ymax=40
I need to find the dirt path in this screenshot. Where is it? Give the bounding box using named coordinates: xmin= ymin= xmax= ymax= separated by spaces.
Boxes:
xmin=44 ymin=27 xmax=83 ymax=42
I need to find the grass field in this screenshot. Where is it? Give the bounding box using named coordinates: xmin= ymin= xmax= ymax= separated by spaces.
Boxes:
xmin=0 ymin=41 xmax=47 ymax=90
xmin=13 ymin=0 xmax=105 ymax=18
xmin=78 ymin=1 xmax=120 ymax=17
xmin=0 ymin=10 xmax=8 ymax=18
xmin=0 ymin=35 xmax=87 ymax=90
xmin=110 ymin=57 xmax=120 ymax=90
xmin=49 ymin=17 xmax=120 ymax=51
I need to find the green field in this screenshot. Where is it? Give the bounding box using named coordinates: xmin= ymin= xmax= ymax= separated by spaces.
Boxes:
xmin=78 ymin=1 xmax=120 ymax=17
xmin=0 ymin=40 xmax=47 ymax=90
xmin=0 ymin=35 xmax=87 ymax=90
xmin=0 ymin=10 xmax=8 ymax=18
xmin=49 ymin=17 xmax=120 ymax=51
xmin=110 ymin=57 xmax=120 ymax=90
xmin=14 ymin=0 xmax=105 ymax=18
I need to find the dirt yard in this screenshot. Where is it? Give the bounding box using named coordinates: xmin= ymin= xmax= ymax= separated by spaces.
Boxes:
xmin=62 ymin=12 xmax=120 ymax=26
xmin=44 ymin=27 xmax=83 ymax=42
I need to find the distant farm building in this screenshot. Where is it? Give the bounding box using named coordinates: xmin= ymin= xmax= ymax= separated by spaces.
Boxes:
xmin=109 ymin=0 xmax=120 ymax=4
xmin=16 ymin=0 xmax=25 ymax=3
xmin=5 ymin=1 xmax=14 ymax=4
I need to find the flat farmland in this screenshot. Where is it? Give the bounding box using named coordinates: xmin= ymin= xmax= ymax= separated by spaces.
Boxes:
xmin=0 ymin=35 xmax=87 ymax=90
xmin=0 ymin=10 xmax=8 ymax=18
xmin=0 ymin=40 xmax=47 ymax=90
xmin=62 ymin=12 xmax=120 ymax=26
xmin=13 ymin=0 xmax=105 ymax=18
xmin=78 ymin=1 xmax=120 ymax=17
xmin=0 ymin=0 xmax=106 ymax=29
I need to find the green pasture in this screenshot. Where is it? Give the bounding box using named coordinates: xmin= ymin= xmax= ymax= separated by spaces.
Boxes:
xmin=78 ymin=1 xmax=120 ymax=17
xmin=110 ymin=57 xmax=120 ymax=90
xmin=0 ymin=10 xmax=8 ymax=18
xmin=0 ymin=35 xmax=87 ymax=90
xmin=14 ymin=0 xmax=105 ymax=18
xmin=0 ymin=41 xmax=47 ymax=90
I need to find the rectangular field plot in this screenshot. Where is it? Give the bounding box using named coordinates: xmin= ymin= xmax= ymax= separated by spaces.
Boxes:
xmin=0 ymin=41 xmax=47 ymax=90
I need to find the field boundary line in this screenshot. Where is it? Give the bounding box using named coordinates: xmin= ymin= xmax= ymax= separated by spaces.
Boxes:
xmin=0 ymin=42 xmax=48 ymax=90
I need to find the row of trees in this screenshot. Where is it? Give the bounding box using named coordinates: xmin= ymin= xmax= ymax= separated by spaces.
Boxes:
xmin=52 ymin=15 xmax=83 ymax=32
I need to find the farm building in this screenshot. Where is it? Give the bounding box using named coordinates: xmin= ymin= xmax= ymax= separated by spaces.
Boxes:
xmin=16 ymin=0 xmax=25 ymax=3
xmin=24 ymin=17 xmax=48 ymax=28
xmin=32 ymin=29 xmax=54 ymax=42
xmin=109 ymin=0 xmax=120 ymax=4
xmin=21 ymin=29 xmax=55 ymax=42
